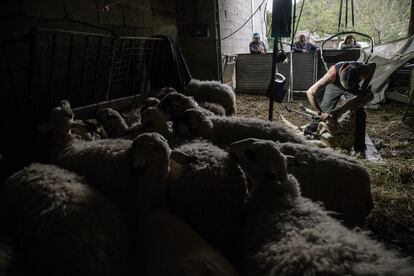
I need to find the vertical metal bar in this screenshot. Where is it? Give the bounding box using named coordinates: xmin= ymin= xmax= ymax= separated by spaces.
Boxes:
xmin=291 ymin=0 xmax=297 ymax=44
xmin=48 ymin=33 xmax=57 ymax=108
xmin=144 ymin=40 xmax=156 ymax=93
xmin=345 ymin=0 xmax=348 ymax=30
xmin=93 ymin=36 xmax=103 ymax=102
xmin=80 ymin=35 xmax=90 ymax=105
xmin=268 ymin=38 xmax=278 ymax=121
xmin=115 ymin=39 xmax=126 ymax=98
xmin=27 ymin=29 xmax=37 ymax=123
xmin=133 ymin=40 xmax=144 ymax=94
xmin=106 ymin=38 xmax=117 ymax=101
xmin=351 ymin=0 xmax=355 ymax=30
xmin=338 ymin=0 xmax=343 ymax=32
xmin=124 ymin=39 xmax=134 ymax=96
xmin=66 ymin=34 xmax=74 ymax=100
xmin=214 ymin=0 xmax=223 ymax=82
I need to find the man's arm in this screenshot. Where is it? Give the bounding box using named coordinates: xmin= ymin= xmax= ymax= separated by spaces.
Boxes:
xmin=306 ymin=67 xmax=335 ymax=120
xmin=330 ymin=90 xmax=374 ymax=118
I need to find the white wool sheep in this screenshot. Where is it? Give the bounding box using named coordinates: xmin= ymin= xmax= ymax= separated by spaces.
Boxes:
xmin=158 ymin=92 xmax=215 ymax=120
xmin=143 ymin=209 xmax=239 ymax=276
xmin=167 ymin=140 xmax=248 ymax=262
xmin=0 ymin=163 xmax=131 ymax=276
xmin=97 ymin=108 xmax=142 ymax=138
xmin=139 ymin=107 xmax=191 ymax=148
xmin=277 ymin=141 xmax=373 ymax=227
xmin=198 ymin=101 xmax=227 ymax=116
xmin=185 ymin=79 xmax=237 ymax=116
xmin=172 ymin=108 xmax=308 ymax=145
xmin=229 ymin=138 xmax=414 ymax=276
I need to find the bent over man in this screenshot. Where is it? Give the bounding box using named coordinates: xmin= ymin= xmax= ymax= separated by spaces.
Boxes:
xmin=305 ymin=61 xmax=376 ymax=155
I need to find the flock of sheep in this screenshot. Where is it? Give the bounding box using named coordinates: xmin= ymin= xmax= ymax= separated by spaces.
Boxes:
xmin=0 ymin=79 xmax=413 ymax=275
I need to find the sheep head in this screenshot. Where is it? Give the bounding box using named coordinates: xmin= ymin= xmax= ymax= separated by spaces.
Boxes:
xmin=131 ymin=132 xmax=190 ymax=210
xmin=139 ymin=97 xmax=160 ymax=115
xmin=229 ymin=138 xmax=300 ymax=203
xmin=97 ymin=108 xmax=129 ymax=137
xmin=172 ymin=108 xmax=213 ymax=139
xmin=140 ymin=107 xmax=170 ymax=138
xmin=158 ymin=92 xmax=198 ymax=120
xmin=39 ymin=100 xmax=74 ymax=135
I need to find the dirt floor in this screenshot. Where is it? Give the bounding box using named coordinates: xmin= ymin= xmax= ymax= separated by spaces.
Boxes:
xmin=236 ymin=92 xmax=414 ymax=257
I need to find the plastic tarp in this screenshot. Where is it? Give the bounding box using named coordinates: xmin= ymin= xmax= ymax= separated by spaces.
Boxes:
xmin=360 ymin=36 xmax=414 ymax=105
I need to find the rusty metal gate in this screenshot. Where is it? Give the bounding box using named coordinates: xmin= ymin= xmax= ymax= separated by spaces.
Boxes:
xmin=0 ymin=28 xmax=169 ymax=177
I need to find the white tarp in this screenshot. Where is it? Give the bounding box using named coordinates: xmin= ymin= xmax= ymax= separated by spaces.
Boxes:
xmin=360 ymin=36 xmax=414 ymax=105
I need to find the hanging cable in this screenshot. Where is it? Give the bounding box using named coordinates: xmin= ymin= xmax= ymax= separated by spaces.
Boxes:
xmin=293 ymin=0 xmax=306 ymax=43
xmin=221 ymin=0 xmax=267 ymax=41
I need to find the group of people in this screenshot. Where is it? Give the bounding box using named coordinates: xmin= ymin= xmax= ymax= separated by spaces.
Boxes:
xmin=249 ymin=33 xmax=361 ymax=54
xmin=249 ymin=32 xmax=373 ymax=157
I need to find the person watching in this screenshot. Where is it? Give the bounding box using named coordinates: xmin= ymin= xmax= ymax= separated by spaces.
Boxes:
xmin=340 ymin=35 xmax=361 ymax=49
xmin=249 ymin=33 xmax=267 ymax=54
xmin=292 ymin=33 xmax=318 ymax=53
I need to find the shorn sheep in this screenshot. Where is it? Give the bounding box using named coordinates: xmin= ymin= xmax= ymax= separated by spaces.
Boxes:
xmin=167 ymin=140 xmax=247 ymax=262
xmin=172 ymin=108 xmax=307 ymax=145
xmin=278 ymin=141 xmax=373 ymax=227
xmin=184 ymin=79 xmax=237 ymax=116
xmin=0 ymin=163 xmax=130 ymax=276
xmin=229 ymin=138 xmax=414 ymax=276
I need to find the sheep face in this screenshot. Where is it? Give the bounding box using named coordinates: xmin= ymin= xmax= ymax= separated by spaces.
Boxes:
xmin=140 ymin=97 xmax=160 ymax=115
xmin=140 ymin=107 xmax=170 ymax=137
xmin=97 ymin=108 xmax=129 ymax=137
xmin=229 ymin=138 xmax=299 ymax=202
xmin=158 ymin=92 xmax=198 ymax=120
xmin=131 ymin=132 xmax=171 ymax=177
xmin=172 ymin=109 xmax=213 ymax=139
xmin=45 ymin=100 xmax=74 ymax=135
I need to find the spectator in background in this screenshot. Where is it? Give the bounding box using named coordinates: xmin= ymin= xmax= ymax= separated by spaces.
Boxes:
xmin=249 ymin=33 xmax=267 ymax=54
xmin=292 ymin=33 xmax=318 ymax=53
xmin=340 ymin=35 xmax=361 ymax=49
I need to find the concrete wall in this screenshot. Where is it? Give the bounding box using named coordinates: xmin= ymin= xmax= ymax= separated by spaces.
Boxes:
xmin=219 ymin=0 xmax=268 ymax=56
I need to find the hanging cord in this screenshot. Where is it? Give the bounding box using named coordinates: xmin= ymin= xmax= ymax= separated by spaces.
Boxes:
xmin=221 ymin=0 xmax=267 ymax=41
xmin=293 ymin=0 xmax=306 ymax=43
xmin=338 ymin=0 xmax=343 ymax=32
xmin=351 ymin=0 xmax=355 ymax=30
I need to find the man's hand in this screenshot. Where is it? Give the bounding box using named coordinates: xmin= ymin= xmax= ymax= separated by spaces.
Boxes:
xmin=320 ymin=112 xmax=335 ymax=121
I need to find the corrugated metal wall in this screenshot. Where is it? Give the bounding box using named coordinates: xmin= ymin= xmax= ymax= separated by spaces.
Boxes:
xmin=236 ymin=52 xmax=323 ymax=94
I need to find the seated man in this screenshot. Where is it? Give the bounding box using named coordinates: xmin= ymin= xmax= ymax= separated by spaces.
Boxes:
xmin=305 ymin=61 xmax=376 ymax=156
xmin=292 ymin=33 xmax=318 ymax=53
xmin=249 ymin=33 xmax=267 ymax=54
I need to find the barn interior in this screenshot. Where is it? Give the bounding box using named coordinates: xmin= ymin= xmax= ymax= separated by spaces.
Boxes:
xmin=1 ymin=0 xmax=414 ymax=275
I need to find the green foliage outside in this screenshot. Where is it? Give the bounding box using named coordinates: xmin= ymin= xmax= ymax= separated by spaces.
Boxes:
xmin=266 ymin=0 xmax=411 ymax=48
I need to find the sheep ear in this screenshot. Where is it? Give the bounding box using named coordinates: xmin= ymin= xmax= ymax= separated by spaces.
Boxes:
xmin=170 ymin=150 xmax=193 ymax=164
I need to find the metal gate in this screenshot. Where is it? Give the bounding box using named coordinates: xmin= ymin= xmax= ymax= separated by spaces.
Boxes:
xmin=0 ymin=28 xmax=168 ymax=177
